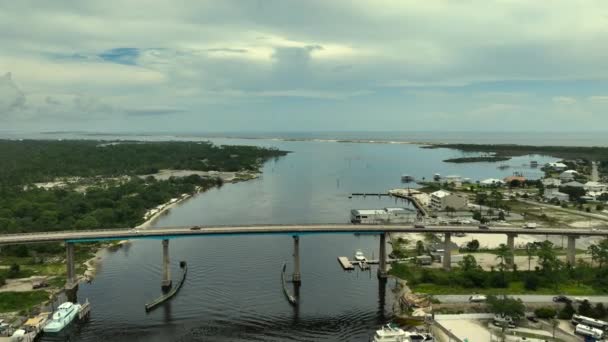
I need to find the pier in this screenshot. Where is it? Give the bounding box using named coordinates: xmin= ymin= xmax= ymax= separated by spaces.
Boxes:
xmin=337 ymin=256 xmax=354 ymax=270
xmin=145 ymin=261 xmax=187 ymax=312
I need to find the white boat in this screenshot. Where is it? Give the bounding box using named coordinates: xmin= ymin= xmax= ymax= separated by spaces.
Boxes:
xmin=405 ymin=331 xmax=435 ymax=342
xmin=354 ymin=249 xmax=367 ymax=262
xmin=401 ymin=174 xmax=414 ymax=182
xmin=43 ymin=302 xmax=81 ymax=334
xmin=372 ymin=324 xmax=407 ymax=342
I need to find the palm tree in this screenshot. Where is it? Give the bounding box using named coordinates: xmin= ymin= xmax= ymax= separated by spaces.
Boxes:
xmin=525 ymin=242 xmax=537 ymax=271
xmin=495 ymin=243 xmax=513 ymax=285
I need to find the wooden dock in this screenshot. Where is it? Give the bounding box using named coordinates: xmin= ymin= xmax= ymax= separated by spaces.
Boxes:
xmin=337 ymin=256 xmax=354 ymax=270
xmin=145 ymin=261 xmax=187 ymax=312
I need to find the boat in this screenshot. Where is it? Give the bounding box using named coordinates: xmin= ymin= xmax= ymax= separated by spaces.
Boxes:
xmin=354 ymin=249 xmax=367 ymax=262
xmin=433 ymin=173 xmax=441 ymax=181
xmin=530 ymin=160 xmax=539 ymax=167
xmin=405 ymin=331 xmax=435 ymax=342
xmin=372 ymin=324 xmax=407 ymax=342
xmin=43 ymin=302 xmax=81 ymax=334
xmin=401 ymin=174 xmax=414 ymax=182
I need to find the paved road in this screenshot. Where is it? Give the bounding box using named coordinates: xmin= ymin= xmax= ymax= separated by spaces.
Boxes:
xmin=518 ymin=198 xmax=608 ymax=222
xmin=436 ymin=294 xmax=608 ymax=303
xmin=2 ymin=224 xmax=608 ymax=245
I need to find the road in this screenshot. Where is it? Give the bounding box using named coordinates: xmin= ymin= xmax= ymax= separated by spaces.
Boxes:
xmin=436 ymin=294 xmax=608 ymax=303
xmin=3 ymin=224 xmax=608 ymax=245
xmin=518 ymin=198 xmax=608 ymax=222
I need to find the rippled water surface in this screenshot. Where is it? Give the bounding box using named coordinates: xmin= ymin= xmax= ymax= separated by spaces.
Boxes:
xmin=70 ymin=138 xmax=556 ymax=341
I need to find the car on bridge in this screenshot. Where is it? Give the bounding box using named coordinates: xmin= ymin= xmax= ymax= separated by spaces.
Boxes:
xmin=469 ymin=294 xmax=487 ymax=303
xmin=478 ymin=225 xmax=489 ymax=230
xmin=414 ymin=224 xmax=425 ymax=229
xmin=553 ymin=295 xmax=572 ymax=303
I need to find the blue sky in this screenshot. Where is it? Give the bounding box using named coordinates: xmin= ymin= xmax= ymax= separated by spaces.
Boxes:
xmin=1 ymin=1 xmax=608 ymax=132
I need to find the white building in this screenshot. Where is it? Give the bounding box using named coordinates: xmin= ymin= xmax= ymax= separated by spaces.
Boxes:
xmin=430 ymin=190 xmax=468 ymax=211
xmin=559 ymin=170 xmax=578 ymax=182
xmin=480 ymin=178 xmax=505 ymax=186
xmin=541 ymin=178 xmax=561 ymax=187
xmin=442 ymin=175 xmax=463 ymax=188
xmin=547 ymin=162 xmax=567 ymax=170
xmin=584 ymin=181 xmax=607 ymax=192
xmin=562 ymin=181 xmax=585 ymax=188
xmin=544 ymin=188 xmax=570 ymax=202
xmin=350 ymin=207 xmax=417 ymax=224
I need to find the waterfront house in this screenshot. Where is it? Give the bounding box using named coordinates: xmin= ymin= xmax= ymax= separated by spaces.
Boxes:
xmin=546 ymin=162 xmax=567 ymax=170
xmin=542 ymin=178 xmax=562 ymax=187
xmin=560 ymin=170 xmax=578 ymax=182
xmin=503 ymin=175 xmax=527 ymax=186
xmin=480 ymin=178 xmax=505 ymax=186
xmin=544 ymin=188 xmax=570 ymax=202
xmin=350 ymin=207 xmax=417 ymax=224
xmin=562 ymin=181 xmax=585 ymax=188
xmin=442 ymin=175 xmax=463 ymax=188
xmin=584 ymin=181 xmax=607 ymax=192
xmin=430 ymin=190 xmax=468 ymax=211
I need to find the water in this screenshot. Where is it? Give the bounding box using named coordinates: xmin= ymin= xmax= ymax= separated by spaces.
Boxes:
xmin=58 ymin=138 xmax=558 ymax=341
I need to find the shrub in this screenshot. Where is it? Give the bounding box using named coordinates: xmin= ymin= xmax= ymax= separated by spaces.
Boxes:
xmin=534 ymin=307 xmax=557 ymax=319
xmin=594 ymin=303 xmax=607 ymax=319
xmin=524 ymin=274 xmax=539 ymax=290
xmin=579 ymin=300 xmax=594 ymax=317
xmin=558 ymin=302 xmax=575 ymax=319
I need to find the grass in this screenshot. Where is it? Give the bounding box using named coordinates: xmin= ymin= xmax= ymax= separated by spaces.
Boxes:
xmin=412 ymin=281 xmax=602 ymax=295
xmin=0 ymin=291 xmax=49 ymax=313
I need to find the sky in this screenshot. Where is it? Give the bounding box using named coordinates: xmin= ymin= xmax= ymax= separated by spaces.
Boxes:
xmin=1 ymin=0 xmax=608 ymax=132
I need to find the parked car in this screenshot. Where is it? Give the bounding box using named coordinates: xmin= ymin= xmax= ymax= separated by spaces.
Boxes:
xmin=553 ymin=295 xmax=572 ymax=303
xmin=469 ymin=294 xmax=487 ymax=302
xmin=414 ymin=224 xmax=425 ymax=229
xmin=527 ymin=316 xmax=539 ymax=323
xmin=32 ymin=279 xmax=48 ymax=289
xmin=478 ymin=225 xmax=489 ymax=230
xmin=190 ymin=226 xmax=202 ymax=230
xmin=574 ymin=296 xmax=590 ymax=303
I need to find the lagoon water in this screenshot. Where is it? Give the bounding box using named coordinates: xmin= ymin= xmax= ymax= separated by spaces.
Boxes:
xmin=54 ymin=137 xmax=559 ymax=341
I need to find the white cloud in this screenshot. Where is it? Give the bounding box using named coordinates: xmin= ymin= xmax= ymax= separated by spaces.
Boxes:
xmin=552 ymin=96 xmax=577 ymax=105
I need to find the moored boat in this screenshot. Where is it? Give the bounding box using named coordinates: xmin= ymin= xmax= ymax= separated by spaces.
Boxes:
xmin=354 ymin=249 xmax=367 ymax=262
xmin=372 ymin=324 xmax=406 ymax=342
xmin=43 ymin=302 xmax=81 ymax=335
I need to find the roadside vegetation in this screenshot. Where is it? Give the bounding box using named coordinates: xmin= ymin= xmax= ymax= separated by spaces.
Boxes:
xmin=391 ymin=239 xmax=608 ymax=296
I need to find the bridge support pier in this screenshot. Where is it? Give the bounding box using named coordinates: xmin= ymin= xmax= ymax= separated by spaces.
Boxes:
xmin=443 ymin=233 xmax=451 ymax=271
xmin=567 ymin=236 xmax=577 ymax=266
xmin=378 ymin=232 xmax=388 ymax=278
xmin=292 ymin=236 xmax=301 ymax=283
xmin=506 ymin=233 xmax=517 ymax=267
xmin=65 ymin=242 xmax=78 ymax=302
xmin=161 ymin=239 xmax=172 ymax=291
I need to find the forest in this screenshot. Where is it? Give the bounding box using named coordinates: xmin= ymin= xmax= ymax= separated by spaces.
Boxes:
xmin=0 ymin=140 xmax=287 ymax=186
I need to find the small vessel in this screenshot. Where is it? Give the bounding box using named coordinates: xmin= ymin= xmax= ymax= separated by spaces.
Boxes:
xmin=43 ymin=302 xmax=81 ymax=334
xmin=401 ymin=174 xmax=414 ymax=182
xmin=433 ymin=173 xmax=441 ymax=181
xmin=405 ymin=331 xmax=435 ymax=342
xmin=530 ymin=160 xmax=538 ymax=167
xmin=354 ymin=249 xmax=367 ymax=262
xmin=372 ymin=324 xmax=407 ymax=342
xmin=498 ymin=164 xmax=510 ymax=170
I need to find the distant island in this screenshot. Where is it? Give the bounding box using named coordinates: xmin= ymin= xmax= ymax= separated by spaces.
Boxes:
xmin=443 ymin=156 xmax=511 ymax=163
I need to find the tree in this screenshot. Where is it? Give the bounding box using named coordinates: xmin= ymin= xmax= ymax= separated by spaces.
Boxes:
xmin=579 ymin=300 xmax=594 ymax=317
xmin=445 ymin=206 xmax=455 ymax=217
xmin=498 ymin=211 xmax=505 ymax=221
xmin=487 ymin=295 xmax=526 ymax=321
xmin=524 ymin=274 xmax=539 ymax=290
xmin=558 ymin=302 xmax=575 ymax=319
xmin=536 ymin=241 xmax=560 ymax=273
xmin=525 ymin=242 xmax=537 ymax=271
xmin=8 ymin=263 xmax=20 ymax=278
xmin=416 ymin=240 xmax=425 ymax=256
xmin=597 ymin=204 xmax=606 ymax=211
xmin=459 ymin=255 xmax=480 ymax=272
xmin=588 ymin=239 xmax=608 ymax=268
xmin=472 ymin=211 xmax=482 ymax=221
xmin=534 ymin=307 xmax=557 ymax=319
xmin=594 ymin=303 xmax=607 ymax=319
xmin=466 ymin=239 xmax=480 ymax=252
xmin=559 ymin=186 xmax=586 ymax=201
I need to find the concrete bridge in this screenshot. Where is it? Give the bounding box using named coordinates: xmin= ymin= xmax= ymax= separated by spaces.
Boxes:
xmin=1 ymin=224 xmax=605 ymax=295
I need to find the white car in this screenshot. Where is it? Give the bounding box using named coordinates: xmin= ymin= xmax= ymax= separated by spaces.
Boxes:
xmin=469 ymin=295 xmax=487 ymax=303
xmin=574 ymin=297 xmax=590 ymax=303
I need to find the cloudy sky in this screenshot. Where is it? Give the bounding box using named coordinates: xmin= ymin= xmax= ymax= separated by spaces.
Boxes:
xmin=1 ymin=0 xmax=608 ymax=132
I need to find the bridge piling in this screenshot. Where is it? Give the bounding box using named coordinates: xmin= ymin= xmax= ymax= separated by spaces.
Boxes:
xmin=442 ymin=233 xmax=451 ymax=271
xmin=161 ymin=239 xmax=172 ymax=291
xmin=65 ymin=242 xmax=78 ymax=302
xmin=377 ymin=232 xmax=387 ymax=278
xmin=292 ymin=236 xmax=301 ymax=283
xmin=567 ymin=236 xmax=577 ymax=266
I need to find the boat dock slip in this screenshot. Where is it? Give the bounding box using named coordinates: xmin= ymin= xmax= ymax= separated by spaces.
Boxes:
xmin=281 ymin=263 xmax=297 ymax=306
xmin=337 ymin=257 xmax=354 ymax=270
xmin=79 ymin=299 xmax=91 ymax=321
xmin=145 ymin=261 xmax=188 ymax=312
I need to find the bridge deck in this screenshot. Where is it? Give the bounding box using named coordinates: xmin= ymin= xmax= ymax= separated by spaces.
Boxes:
xmin=1 ymin=224 xmax=607 ymax=245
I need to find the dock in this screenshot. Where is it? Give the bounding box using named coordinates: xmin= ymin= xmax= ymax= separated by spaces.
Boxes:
xmin=145 ymin=261 xmax=187 ymax=312
xmin=281 ymin=263 xmax=297 ymax=305
xmin=78 ymin=299 xmax=91 ymax=321
xmin=337 ymin=256 xmax=354 ymax=270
